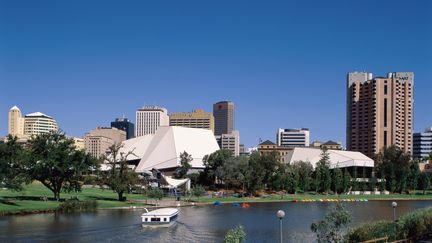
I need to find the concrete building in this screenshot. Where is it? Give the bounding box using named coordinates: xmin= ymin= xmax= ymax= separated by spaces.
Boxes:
xmin=111 ymin=117 xmax=135 ymax=139
xmin=24 ymin=112 xmax=58 ymax=136
xmin=72 ymin=137 xmax=85 ymax=151
xmin=169 ymin=109 xmax=215 ymax=133
xmin=8 ymin=106 xmax=25 ymax=136
xmin=215 ymin=130 xmax=240 ymax=156
xmin=276 ymin=128 xmax=310 ymax=147
xmin=136 ymin=106 xmax=169 ymax=137
xmin=113 ymin=126 xmax=219 ymax=173
xmin=347 ymin=72 xmax=414 ymax=158
xmin=84 ymin=127 xmax=126 ymax=158
xmin=258 ymin=140 xmax=293 ymax=163
xmin=413 ymin=127 xmax=432 ymax=160
xmin=213 ymin=101 xmax=235 ymax=136
xmin=311 ymin=140 xmax=342 ymax=150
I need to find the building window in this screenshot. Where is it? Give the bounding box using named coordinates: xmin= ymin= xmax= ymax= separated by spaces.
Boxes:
xmin=384 ymin=98 xmax=387 ymax=127
xmin=384 ymin=85 xmax=388 ymax=95
xmin=384 ymin=131 xmax=387 ymax=147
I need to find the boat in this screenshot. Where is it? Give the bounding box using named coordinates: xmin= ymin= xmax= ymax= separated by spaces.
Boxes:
xmin=141 ymin=208 xmax=179 ymax=227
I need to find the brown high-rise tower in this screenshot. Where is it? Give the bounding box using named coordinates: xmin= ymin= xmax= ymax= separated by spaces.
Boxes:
xmin=347 ymin=72 xmax=413 ymax=158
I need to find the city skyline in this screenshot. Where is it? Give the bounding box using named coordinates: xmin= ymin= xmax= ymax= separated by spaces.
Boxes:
xmin=1 ymin=1 xmax=431 ymax=147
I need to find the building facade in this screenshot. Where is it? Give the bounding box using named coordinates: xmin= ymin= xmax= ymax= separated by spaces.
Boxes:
xmin=258 ymin=140 xmax=293 ymax=163
xmin=347 ymin=72 xmax=414 ymax=158
xmin=413 ymin=127 xmax=432 ymax=160
xmin=111 ymin=117 xmax=135 ymax=139
xmin=169 ymin=109 xmax=215 ymax=133
xmin=276 ymin=128 xmax=310 ymax=147
xmin=8 ymin=106 xmax=25 ymax=136
xmin=213 ymin=101 xmax=235 ymax=136
xmin=135 ymin=106 xmax=169 ymax=137
xmin=215 ymin=130 xmax=240 ymax=156
xmin=24 ymin=112 xmax=58 ymax=136
xmin=84 ymin=127 xmax=126 ymax=158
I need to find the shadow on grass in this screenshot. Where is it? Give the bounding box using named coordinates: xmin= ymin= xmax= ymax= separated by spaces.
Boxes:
xmin=0 ymin=198 xmax=18 ymax=206
xmin=2 ymin=196 xmax=65 ymax=202
xmin=85 ymin=196 xmax=118 ymax=201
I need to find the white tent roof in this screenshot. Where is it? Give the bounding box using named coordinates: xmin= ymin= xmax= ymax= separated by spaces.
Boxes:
xmin=123 ymin=126 xmax=219 ymax=172
xmin=161 ymin=175 xmax=190 ymax=189
xmin=284 ymin=147 xmax=374 ymax=169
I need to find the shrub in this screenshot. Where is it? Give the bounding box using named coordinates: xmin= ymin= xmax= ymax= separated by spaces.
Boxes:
xmin=82 ymin=175 xmax=97 ymax=186
xmin=224 ymin=225 xmax=246 ymax=243
xmin=346 ymin=221 xmax=398 ymax=242
xmin=57 ymin=198 xmax=98 ymax=213
xmin=398 ymin=207 xmax=432 ymax=240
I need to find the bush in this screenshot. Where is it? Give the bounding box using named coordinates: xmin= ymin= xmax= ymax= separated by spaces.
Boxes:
xmin=224 ymin=225 xmax=246 ymax=243
xmin=192 ymin=185 xmax=206 ymax=198
xmin=57 ymin=198 xmax=98 ymax=213
xmin=347 ymin=207 xmax=432 ymax=242
xmin=82 ymin=175 xmax=97 ymax=186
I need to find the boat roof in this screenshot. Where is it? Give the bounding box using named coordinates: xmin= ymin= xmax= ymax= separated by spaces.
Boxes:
xmin=142 ymin=208 xmax=178 ymax=217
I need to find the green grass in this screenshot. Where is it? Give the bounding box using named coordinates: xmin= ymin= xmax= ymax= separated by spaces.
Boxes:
xmin=187 ymin=191 xmax=432 ymax=204
xmin=0 ymin=182 xmax=151 ymax=214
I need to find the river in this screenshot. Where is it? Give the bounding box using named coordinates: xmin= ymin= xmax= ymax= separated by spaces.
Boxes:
xmin=1 ymin=200 xmax=431 ymax=242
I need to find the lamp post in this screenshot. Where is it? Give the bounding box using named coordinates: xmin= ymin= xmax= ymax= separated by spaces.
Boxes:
xmin=276 ymin=210 xmax=285 ymax=243
xmin=392 ymin=201 xmax=398 ymax=222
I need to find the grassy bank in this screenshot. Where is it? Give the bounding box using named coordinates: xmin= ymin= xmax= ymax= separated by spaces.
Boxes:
xmin=0 ymin=182 xmax=150 ymax=215
xmin=187 ymin=191 xmax=432 ymax=204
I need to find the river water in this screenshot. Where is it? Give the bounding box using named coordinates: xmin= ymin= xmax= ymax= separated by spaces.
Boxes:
xmin=1 ymin=200 xmax=431 ymax=242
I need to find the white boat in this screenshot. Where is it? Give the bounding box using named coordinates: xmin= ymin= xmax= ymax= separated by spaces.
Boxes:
xmin=141 ymin=208 xmax=179 ymax=227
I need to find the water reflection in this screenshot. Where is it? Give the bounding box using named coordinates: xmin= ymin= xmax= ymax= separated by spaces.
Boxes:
xmin=0 ymin=201 xmax=431 ymax=242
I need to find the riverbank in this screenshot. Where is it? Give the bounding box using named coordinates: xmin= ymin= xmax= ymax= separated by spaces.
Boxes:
xmin=2 ymin=183 xmax=432 ymax=216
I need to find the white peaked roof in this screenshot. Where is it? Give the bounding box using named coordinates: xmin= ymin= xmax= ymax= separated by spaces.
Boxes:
xmin=122 ymin=126 xmax=219 ymax=172
xmin=10 ymin=106 xmax=21 ymax=111
xmin=25 ymin=112 xmax=53 ymax=118
xmin=284 ymin=147 xmax=374 ymax=169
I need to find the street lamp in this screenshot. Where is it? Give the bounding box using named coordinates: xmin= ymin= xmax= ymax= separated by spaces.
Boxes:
xmin=392 ymin=201 xmax=398 ymax=222
xmin=276 ymin=210 xmax=285 ymax=243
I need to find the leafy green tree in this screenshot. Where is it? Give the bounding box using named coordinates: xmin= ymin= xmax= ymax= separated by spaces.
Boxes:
xmin=315 ymin=148 xmax=331 ymax=194
xmin=407 ymin=160 xmax=420 ymax=192
xmin=147 ymin=187 xmax=164 ymax=205
xmin=202 ymin=149 xmax=232 ymax=187
xmin=311 ymin=202 xmax=351 ymax=243
xmin=0 ymin=135 xmax=29 ymax=191
xmin=352 ymin=167 xmax=358 ymax=191
xmin=378 ymin=171 xmax=386 ymax=193
xmin=375 ymin=145 xmax=411 ymax=193
xmin=369 ymin=176 xmax=377 ymax=192
xmin=217 ymin=156 xmax=249 ymax=190
xmin=285 ymin=165 xmax=299 ymax=194
xmin=224 ymin=225 xmax=246 ymax=243
xmin=292 ymin=161 xmax=313 ymax=192
xmin=175 ymin=151 xmax=192 ymax=179
xmin=419 ymin=172 xmax=430 ymax=195
xmin=342 ymin=169 xmax=351 ymax=193
xmin=26 ymin=131 xmax=99 ymax=201
xmin=332 ymin=167 xmax=343 ymax=194
xmin=192 ymin=185 xmax=206 ymax=198
xmin=100 ymin=143 xmax=140 ymax=201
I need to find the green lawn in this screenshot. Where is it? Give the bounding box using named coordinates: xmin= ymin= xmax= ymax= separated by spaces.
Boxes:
xmin=187 ymin=191 xmax=432 ymax=204
xmin=0 ymin=182 xmax=150 ymax=215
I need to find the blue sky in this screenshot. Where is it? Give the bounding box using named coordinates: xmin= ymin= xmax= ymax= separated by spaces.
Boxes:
xmin=0 ymin=0 xmax=431 ymax=147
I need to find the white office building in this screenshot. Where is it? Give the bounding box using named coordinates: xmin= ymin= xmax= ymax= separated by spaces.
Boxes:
xmin=276 ymin=128 xmax=310 ymax=147
xmin=135 ymin=106 xmax=169 ymax=137
xmin=24 ymin=112 xmax=58 ymax=136
xmin=413 ymin=127 xmax=432 ymax=160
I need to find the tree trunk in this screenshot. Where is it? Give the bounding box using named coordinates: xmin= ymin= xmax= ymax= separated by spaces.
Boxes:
xmin=54 ymin=191 xmax=60 ymax=201
xmin=118 ymin=191 xmax=124 ymax=201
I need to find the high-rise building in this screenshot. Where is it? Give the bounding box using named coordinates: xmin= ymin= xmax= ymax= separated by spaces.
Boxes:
xmin=84 ymin=127 xmax=126 ymax=158
xmin=276 ymin=128 xmax=310 ymax=147
xmin=135 ymin=106 xmax=169 ymax=137
xmin=347 ymin=72 xmax=414 ymax=158
xmin=8 ymin=106 xmax=25 ymax=136
xmin=413 ymin=127 xmax=432 ymax=160
xmin=213 ymin=101 xmax=235 ymax=136
xmin=24 ymin=112 xmax=58 ymax=136
xmin=169 ymin=109 xmax=215 ymax=133
xmin=215 ymin=130 xmax=240 ymax=156
xmin=111 ymin=117 xmax=135 ymax=139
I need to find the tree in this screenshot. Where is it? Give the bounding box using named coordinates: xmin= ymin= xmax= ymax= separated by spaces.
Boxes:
xmin=100 ymin=143 xmax=140 ymax=201
xmin=375 ymin=145 xmax=411 ymax=193
xmin=311 ymin=202 xmax=351 ymax=243
xmin=407 ymin=160 xmax=420 ymax=193
xmin=147 ymin=187 xmax=164 ymax=205
xmin=419 ymin=172 xmax=430 ymax=195
xmin=292 ymin=161 xmax=313 ymax=192
xmin=175 ymin=151 xmax=192 ymax=179
xmin=217 ymin=156 xmax=249 ymax=190
xmin=224 ymin=225 xmax=246 ymax=243
xmin=342 ymin=169 xmax=351 ymax=194
xmin=26 ymin=131 xmax=99 ymax=201
xmin=202 ymin=149 xmax=232 ymax=187
xmin=332 ymin=167 xmax=343 ymax=194
xmin=315 ymin=148 xmax=331 ymax=194
xmin=192 ymin=185 xmax=206 ymax=199
xmin=285 ymin=165 xmax=299 ymax=194
xmin=0 ymin=135 xmax=29 ymax=191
